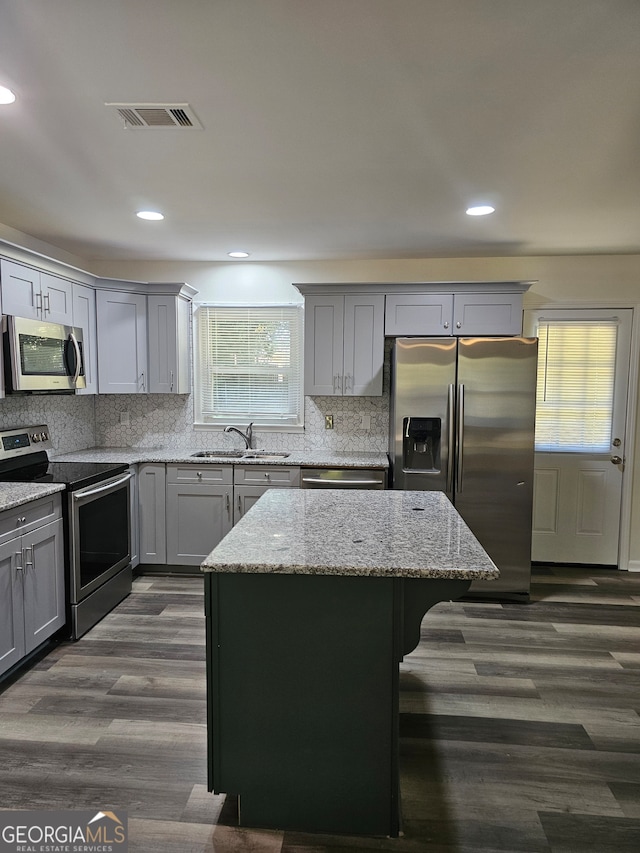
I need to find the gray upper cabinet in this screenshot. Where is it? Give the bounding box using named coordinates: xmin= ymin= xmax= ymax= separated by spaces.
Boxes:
xmin=147 ymin=294 xmax=192 ymax=394
xmin=96 ymin=290 xmax=148 ymax=394
xmin=72 ymin=283 xmax=98 ymax=394
xmin=0 ymin=259 xmax=73 ymax=325
xmin=385 ymin=293 xmax=454 ymax=336
xmin=303 ymin=293 xmax=385 ymax=396
xmin=385 ymin=290 xmax=524 ymax=336
xmin=96 ymin=282 xmax=196 ymax=395
xmin=451 ymin=292 xmax=524 ymax=335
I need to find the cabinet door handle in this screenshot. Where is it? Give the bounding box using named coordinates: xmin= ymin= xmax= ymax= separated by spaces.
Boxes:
xmin=226 ymin=493 xmax=231 ymax=517
xmin=36 ymin=291 xmax=43 ymax=314
xmin=44 ymin=293 xmax=51 ymax=315
xmin=443 ymin=321 xmax=449 ymax=329
xmin=237 ymin=495 xmax=242 ymax=514
xmin=333 ymin=374 xmax=340 ymax=392
xmin=456 ymin=321 xmax=462 ymax=329
xmin=344 ymin=373 xmax=352 ymax=392
xmin=140 ymin=372 xmax=146 ymax=392
xmin=170 ymin=370 xmax=174 ymax=391
xmin=15 ymin=551 xmax=23 ymax=573
xmin=24 ymin=546 xmax=33 ymax=572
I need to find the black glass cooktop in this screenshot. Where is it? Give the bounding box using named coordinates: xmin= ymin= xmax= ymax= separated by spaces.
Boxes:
xmin=0 ymin=457 xmax=128 ymax=491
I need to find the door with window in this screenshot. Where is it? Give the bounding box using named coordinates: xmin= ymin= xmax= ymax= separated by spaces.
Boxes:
xmin=524 ymin=308 xmax=632 ymax=565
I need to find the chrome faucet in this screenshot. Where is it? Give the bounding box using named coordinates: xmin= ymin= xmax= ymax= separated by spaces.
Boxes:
xmin=224 ymin=422 xmax=253 ymax=450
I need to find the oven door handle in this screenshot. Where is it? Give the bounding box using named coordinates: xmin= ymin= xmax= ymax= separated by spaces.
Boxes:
xmin=72 ymin=471 xmax=132 ymax=502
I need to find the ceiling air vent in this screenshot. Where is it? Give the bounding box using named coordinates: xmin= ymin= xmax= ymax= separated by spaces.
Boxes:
xmin=106 ymin=103 xmax=203 ymax=130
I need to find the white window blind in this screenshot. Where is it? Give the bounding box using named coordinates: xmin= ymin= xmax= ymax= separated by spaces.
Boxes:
xmin=194 ymin=304 xmax=303 ymax=427
xmin=535 ymin=320 xmax=618 ymax=452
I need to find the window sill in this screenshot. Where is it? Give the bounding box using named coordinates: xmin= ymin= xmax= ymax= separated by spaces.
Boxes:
xmin=194 ymin=423 xmax=305 ymax=434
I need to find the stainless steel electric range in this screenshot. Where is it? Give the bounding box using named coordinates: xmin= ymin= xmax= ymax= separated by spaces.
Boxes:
xmin=0 ymin=425 xmax=132 ymax=639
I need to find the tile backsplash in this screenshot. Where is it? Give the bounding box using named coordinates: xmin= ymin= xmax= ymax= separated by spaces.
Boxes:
xmin=92 ymin=392 xmax=390 ymax=452
xmin=0 ymin=394 xmax=96 ymax=454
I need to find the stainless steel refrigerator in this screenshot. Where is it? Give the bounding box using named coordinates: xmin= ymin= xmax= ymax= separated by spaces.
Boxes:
xmin=389 ymin=336 xmax=538 ymax=600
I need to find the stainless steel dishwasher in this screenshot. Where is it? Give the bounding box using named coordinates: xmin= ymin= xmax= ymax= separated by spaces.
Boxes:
xmin=300 ymin=468 xmax=387 ymax=489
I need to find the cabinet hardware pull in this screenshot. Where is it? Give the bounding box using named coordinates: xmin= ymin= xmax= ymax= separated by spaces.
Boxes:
xmin=15 ymin=551 xmax=23 ymax=572
xmin=170 ymin=370 xmax=174 ymax=391
xmin=36 ymin=292 xmax=43 ymax=314
xmin=140 ymin=372 xmax=146 ymax=391
xmin=226 ymin=493 xmax=231 ymax=516
xmin=44 ymin=293 xmax=51 ymax=314
xmin=456 ymin=321 xmax=462 ymax=329
xmin=24 ymin=546 xmax=33 ymax=572
xmin=237 ymin=495 xmax=242 ymax=513
xmin=443 ymin=321 xmax=449 ymax=329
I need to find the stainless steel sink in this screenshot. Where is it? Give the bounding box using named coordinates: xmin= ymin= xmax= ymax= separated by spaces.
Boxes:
xmin=191 ymin=450 xmax=244 ymax=458
xmin=241 ymin=451 xmax=290 ymax=460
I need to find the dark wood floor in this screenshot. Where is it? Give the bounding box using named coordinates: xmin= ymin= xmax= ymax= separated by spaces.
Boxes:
xmin=1 ymin=567 xmax=639 ymax=852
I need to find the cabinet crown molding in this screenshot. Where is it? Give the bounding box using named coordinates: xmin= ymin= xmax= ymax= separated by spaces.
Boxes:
xmin=294 ymin=281 xmax=535 ymax=296
xmin=94 ymin=279 xmax=198 ymax=298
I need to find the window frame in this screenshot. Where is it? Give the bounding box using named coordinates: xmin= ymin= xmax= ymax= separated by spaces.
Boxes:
xmin=193 ymin=302 xmax=305 ymax=432
xmin=525 ymin=306 xmax=629 ymax=458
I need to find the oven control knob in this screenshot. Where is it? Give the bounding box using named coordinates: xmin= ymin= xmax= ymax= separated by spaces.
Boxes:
xmin=31 ymin=434 xmax=41 ymax=442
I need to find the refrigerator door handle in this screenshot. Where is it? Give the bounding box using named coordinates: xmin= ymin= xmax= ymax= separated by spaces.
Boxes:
xmin=456 ymin=384 xmax=465 ymax=493
xmin=446 ymin=384 xmax=455 ymax=492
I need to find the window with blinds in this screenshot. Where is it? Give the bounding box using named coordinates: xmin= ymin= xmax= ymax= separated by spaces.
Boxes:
xmin=535 ymin=320 xmax=618 ymax=452
xmin=194 ymin=304 xmax=304 ymax=427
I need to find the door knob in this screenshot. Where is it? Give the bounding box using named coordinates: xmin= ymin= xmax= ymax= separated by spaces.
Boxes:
xmin=611 ymin=456 xmax=623 ymax=465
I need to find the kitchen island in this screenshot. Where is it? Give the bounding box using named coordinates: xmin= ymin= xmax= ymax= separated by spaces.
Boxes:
xmin=201 ymin=489 xmax=498 ymax=837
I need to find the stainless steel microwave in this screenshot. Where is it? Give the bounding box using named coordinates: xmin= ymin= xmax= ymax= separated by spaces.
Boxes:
xmin=2 ymin=315 xmax=86 ymax=393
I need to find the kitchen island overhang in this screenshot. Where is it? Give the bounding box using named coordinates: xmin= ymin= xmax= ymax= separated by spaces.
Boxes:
xmin=201 ymin=489 xmax=498 ymax=837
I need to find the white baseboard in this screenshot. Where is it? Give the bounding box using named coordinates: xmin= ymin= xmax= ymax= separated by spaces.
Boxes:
xmin=626 ymin=559 xmax=640 ymax=572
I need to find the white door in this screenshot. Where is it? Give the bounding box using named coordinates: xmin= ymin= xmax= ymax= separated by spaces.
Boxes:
xmin=524 ymin=308 xmax=633 ymax=565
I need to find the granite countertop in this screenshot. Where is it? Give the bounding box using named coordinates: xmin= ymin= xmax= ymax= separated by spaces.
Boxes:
xmin=0 ymin=483 xmax=66 ymax=512
xmin=52 ymin=447 xmax=389 ymax=469
xmin=201 ymin=489 xmax=499 ymax=580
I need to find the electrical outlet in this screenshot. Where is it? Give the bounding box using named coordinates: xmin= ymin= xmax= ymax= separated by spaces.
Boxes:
xmin=359 ymin=414 xmax=371 ymax=430
xmin=325 ymin=414 xmax=334 ymax=430
xmin=120 ymin=411 xmax=130 ymax=426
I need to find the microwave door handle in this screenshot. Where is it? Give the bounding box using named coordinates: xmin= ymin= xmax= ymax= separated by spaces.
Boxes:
xmin=68 ymin=332 xmax=82 ymax=386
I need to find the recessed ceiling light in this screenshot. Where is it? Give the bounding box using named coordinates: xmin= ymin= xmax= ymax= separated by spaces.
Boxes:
xmin=0 ymin=85 xmax=16 ymax=104
xmin=227 ymin=251 xmax=250 ymax=258
xmin=136 ymin=210 xmax=164 ymax=221
xmin=466 ymin=205 xmax=495 ymax=216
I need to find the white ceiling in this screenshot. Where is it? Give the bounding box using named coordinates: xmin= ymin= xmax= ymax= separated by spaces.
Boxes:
xmin=0 ymin=0 xmax=639 ymax=264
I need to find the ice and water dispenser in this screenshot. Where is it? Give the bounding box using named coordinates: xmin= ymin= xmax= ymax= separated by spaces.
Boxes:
xmin=402 ymin=417 xmax=441 ymax=472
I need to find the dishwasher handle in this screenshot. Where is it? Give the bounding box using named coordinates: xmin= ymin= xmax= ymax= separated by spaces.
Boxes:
xmin=301 ymin=468 xmax=386 ymax=489
xmin=301 ymin=476 xmax=384 ymax=487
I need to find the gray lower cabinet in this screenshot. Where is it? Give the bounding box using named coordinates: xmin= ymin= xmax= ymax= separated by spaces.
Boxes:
xmin=166 ymin=464 xmax=233 ymax=566
xmin=128 ymin=464 xmax=139 ymax=569
xmin=0 ymin=496 xmax=64 ymax=679
xmin=138 ymin=463 xmax=167 ymax=564
xmin=233 ymin=465 xmax=300 ymax=525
